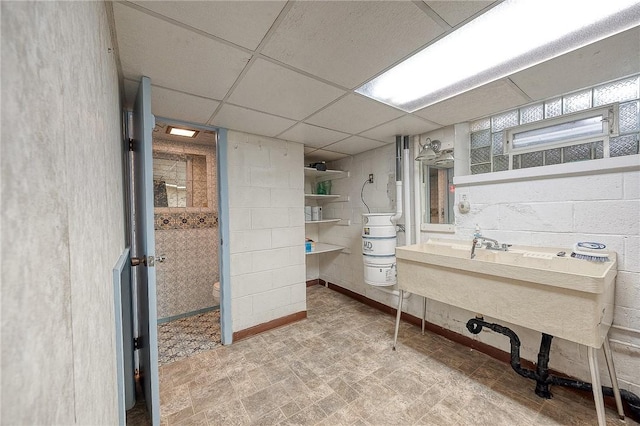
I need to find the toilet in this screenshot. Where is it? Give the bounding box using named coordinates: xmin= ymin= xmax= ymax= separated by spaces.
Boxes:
xmin=213 ymin=281 xmax=220 ymax=304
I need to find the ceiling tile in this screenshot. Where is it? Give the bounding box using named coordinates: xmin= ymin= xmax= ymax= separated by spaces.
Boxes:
xmin=278 ymin=123 xmax=349 ymax=148
xmin=227 ymin=59 xmax=345 ymax=120
xmin=304 ymin=149 xmax=349 ymax=163
xmin=414 ymin=79 xmax=530 ymax=125
xmin=510 ymin=27 xmax=640 ymax=101
xmin=261 ymin=2 xmax=445 ymax=88
xmin=321 ymin=136 xmax=386 ymax=155
xmin=360 ymin=115 xmax=442 ymax=143
xmin=130 ymin=1 xmax=286 ymax=50
xmin=151 ymin=85 xmax=219 ymax=124
xmin=212 ymin=104 xmax=296 ymax=137
xmin=306 ymin=94 xmax=404 ymax=134
xmin=424 ymin=1 xmax=494 ymax=27
xmin=113 ymin=2 xmax=251 ymax=100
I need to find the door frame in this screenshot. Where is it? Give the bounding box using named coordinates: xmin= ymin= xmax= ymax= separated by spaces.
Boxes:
xmin=152 ymin=116 xmax=232 ymax=344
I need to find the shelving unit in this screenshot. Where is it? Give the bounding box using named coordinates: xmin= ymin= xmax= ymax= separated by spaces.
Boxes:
xmin=305 ymin=219 xmax=341 ymax=224
xmin=304 ymin=167 xmax=349 ymax=258
xmin=305 ymin=242 xmax=344 ymax=255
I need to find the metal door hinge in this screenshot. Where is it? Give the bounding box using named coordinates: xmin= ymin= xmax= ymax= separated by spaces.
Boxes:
xmin=131 ymin=255 xmax=155 ymax=267
xmin=128 ymin=138 xmax=135 ymax=151
xmin=133 ymin=337 xmax=141 ymax=350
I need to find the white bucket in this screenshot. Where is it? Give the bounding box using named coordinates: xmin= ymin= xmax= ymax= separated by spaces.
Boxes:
xmin=363 ymin=213 xmax=396 ymax=227
xmin=363 ymin=254 xmax=395 ymax=266
xmin=362 ymin=236 xmax=396 ymax=256
xmin=364 ymin=263 xmax=396 ymax=286
xmin=362 ymin=213 xmax=397 ymax=286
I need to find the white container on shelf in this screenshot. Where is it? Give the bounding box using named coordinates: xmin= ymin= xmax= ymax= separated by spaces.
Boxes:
xmin=304 ymin=206 xmax=312 ymax=221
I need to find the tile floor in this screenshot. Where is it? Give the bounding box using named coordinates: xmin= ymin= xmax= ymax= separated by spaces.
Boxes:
xmin=158 ymin=310 xmax=222 ymax=366
xmin=154 ymin=285 xmax=636 ymax=425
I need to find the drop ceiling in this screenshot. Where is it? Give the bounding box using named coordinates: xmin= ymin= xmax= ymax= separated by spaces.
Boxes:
xmin=112 ymin=1 xmax=640 ymax=162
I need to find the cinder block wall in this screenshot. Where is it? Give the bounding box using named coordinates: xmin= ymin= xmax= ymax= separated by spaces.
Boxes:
xmin=226 ymin=131 xmax=306 ymax=332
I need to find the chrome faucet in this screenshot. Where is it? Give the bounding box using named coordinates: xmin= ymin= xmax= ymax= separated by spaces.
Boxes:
xmin=471 ymin=235 xmax=510 ymax=259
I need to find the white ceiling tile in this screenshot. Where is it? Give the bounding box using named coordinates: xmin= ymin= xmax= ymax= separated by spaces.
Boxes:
xmin=304 ymin=147 xmax=317 ymax=154
xmin=113 ymin=2 xmax=251 ymax=100
xmin=261 ymin=2 xmax=445 ymax=88
xmin=278 ymin=123 xmax=349 ymax=148
xmin=130 ymin=1 xmax=286 ymax=50
xmin=212 ymin=104 xmax=296 ymax=138
xmin=227 ymin=59 xmax=345 ymax=120
xmin=414 ymin=79 xmax=530 ymax=125
xmin=151 ymin=85 xmax=219 ymax=124
xmin=321 ymin=136 xmax=386 ymax=155
xmin=304 ymin=150 xmax=349 ymax=163
xmin=425 ymin=1 xmax=494 ymax=27
xmin=510 ymin=27 xmax=640 ymax=101
xmin=360 ymin=115 xmax=442 ymax=143
xmin=306 ymin=94 xmax=404 ymax=134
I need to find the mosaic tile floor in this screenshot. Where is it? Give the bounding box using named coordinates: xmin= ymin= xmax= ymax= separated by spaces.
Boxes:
xmin=155 ymin=285 xmax=637 ymax=425
xmin=158 ymin=310 xmax=221 ymax=366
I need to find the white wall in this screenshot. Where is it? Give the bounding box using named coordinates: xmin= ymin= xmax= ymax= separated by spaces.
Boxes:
xmin=320 ymin=144 xmax=402 ymax=302
xmin=453 ymin=164 xmax=640 ymax=395
xmin=2 ymin=2 xmax=124 ymax=424
xmin=226 ymin=131 xmax=306 ymax=332
xmin=322 ymin=140 xmax=640 ymax=397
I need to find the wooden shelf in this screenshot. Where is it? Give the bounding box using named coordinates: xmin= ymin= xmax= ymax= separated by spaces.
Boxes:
xmin=305 ymin=242 xmax=344 ymax=255
xmin=305 ymin=219 xmax=341 ymax=224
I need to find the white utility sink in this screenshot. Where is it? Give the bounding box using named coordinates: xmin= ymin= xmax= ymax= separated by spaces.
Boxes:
xmin=395 ymin=238 xmax=623 ymax=426
xmin=395 ymin=238 xmax=617 ymax=348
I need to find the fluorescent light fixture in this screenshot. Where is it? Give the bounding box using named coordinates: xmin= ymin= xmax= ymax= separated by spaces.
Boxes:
xmin=356 ymin=0 xmax=640 ymax=112
xmin=168 ymin=126 xmax=198 ymax=138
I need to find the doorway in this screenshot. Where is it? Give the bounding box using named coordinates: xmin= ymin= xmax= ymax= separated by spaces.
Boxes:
xmin=151 ymin=119 xmax=222 ymax=365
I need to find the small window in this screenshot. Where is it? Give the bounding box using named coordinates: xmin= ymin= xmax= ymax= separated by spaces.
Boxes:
xmin=505 ymin=104 xmax=618 ymax=155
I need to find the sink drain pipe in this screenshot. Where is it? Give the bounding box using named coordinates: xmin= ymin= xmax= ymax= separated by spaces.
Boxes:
xmin=466 ymin=317 xmax=640 ymax=422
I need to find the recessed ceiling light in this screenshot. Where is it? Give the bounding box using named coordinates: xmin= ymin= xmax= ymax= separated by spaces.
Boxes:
xmin=167 ymin=126 xmax=198 ymax=138
xmin=356 ymin=0 xmax=640 ymax=112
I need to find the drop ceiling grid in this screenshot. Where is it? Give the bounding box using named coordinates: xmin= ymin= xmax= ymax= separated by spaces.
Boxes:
xmin=259 ymin=1 xmax=447 ymax=89
xmin=113 ymin=2 xmax=252 ymax=100
xmin=128 ymin=1 xmax=288 ymax=51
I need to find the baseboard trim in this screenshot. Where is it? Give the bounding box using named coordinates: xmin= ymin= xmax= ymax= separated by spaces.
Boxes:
xmin=324 ymin=281 xmax=632 ymax=418
xmin=306 ymin=279 xmax=327 ymax=287
xmin=233 ymin=311 xmax=307 ymax=342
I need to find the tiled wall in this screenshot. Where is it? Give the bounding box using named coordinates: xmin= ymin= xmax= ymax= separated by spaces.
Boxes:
xmin=156 ymin=227 xmax=218 ymax=319
xmin=322 ymin=132 xmax=640 ymax=397
xmin=226 ymin=131 xmax=306 ymax=333
xmin=153 ymin=139 xmax=219 ymax=320
xmin=2 ymin=2 xmax=123 ymax=424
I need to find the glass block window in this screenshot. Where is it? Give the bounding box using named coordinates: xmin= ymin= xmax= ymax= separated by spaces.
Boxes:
xmin=520 ymin=104 xmax=544 ymax=124
xmin=492 ymin=110 xmax=519 ymax=132
xmin=544 ymin=148 xmax=562 ymax=165
xmin=610 ymin=135 xmax=639 ymax=157
xmin=563 ymin=90 xmax=591 ymax=114
xmin=545 ymin=98 xmax=562 ymax=118
xmin=470 ymin=118 xmax=490 ymax=132
xmin=468 ymin=74 xmax=640 ymax=175
xmin=619 ymin=101 xmax=640 ymax=133
xmin=594 ymin=76 xmax=640 ymax=106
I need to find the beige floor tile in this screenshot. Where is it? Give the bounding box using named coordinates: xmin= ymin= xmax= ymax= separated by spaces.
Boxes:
xmin=144 ymin=285 xmax=634 ymax=426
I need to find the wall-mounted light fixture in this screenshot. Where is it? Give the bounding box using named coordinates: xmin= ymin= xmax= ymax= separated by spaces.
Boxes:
xmin=415 ymin=138 xmax=440 ymax=162
xmin=416 ymin=138 xmax=454 ymax=167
